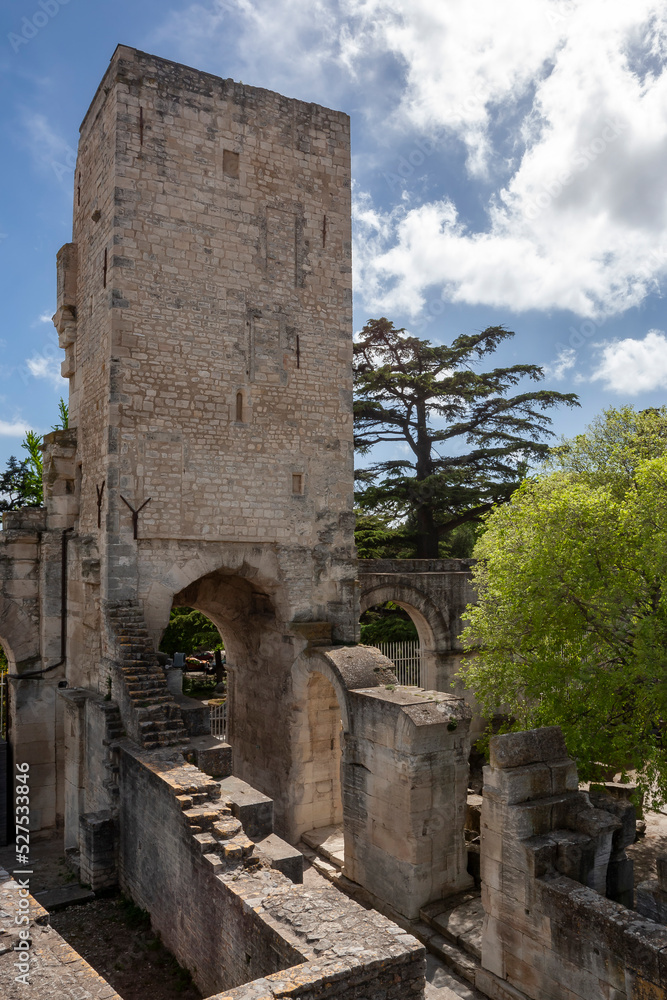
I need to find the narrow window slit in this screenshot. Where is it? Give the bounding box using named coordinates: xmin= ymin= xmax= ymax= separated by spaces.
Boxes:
xmin=322 ymin=215 xmax=327 ymax=248
xmin=236 ymin=391 xmax=243 ymax=422
xmin=139 ymin=107 xmax=144 ymax=147
xmin=296 ymin=335 xmax=300 ymax=369
xmin=103 ymin=248 xmax=108 ymax=289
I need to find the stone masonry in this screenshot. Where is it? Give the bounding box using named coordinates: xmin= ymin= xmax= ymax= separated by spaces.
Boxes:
xmin=479 ymin=726 xmax=667 ymax=1000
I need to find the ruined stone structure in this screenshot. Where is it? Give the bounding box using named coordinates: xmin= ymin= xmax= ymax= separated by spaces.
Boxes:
xmin=4 ymin=45 xmax=667 ymax=1000
xmin=478 ymin=728 xmax=665 ymax=1000
xmin=0 ymin=46 xmax=475 ymax=998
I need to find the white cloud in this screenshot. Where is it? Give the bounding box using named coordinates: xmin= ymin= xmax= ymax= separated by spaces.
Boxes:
xmin=38 ymin=312 xmax=53 ymax=324
xmin=589 ymin=329 xmax=667 ymax=394
xmin=21 ymin=112 xmax=76 ymax=182
xmin=544 ymin=347 xmax=577 ymax=380
xmin=0 ymin=420 xmax=30 ymax=437
xmin=154 ymin=0 xmax=667 ymax=319
xmin=26 ymin=355 xmax=65 ymax=389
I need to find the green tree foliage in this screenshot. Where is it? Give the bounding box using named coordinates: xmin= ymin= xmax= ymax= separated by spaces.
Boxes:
xmin=0 ymin=398 xmax=69 ymax=513
xmin=546 ymin=404 xmax=667 ymax=495
xmin=461 ymin=423 xmax=667 ymax=804
xmin=353 ymin=319 xmax=579 ymax=558
xmin=360 ymin=601 xmax=419 ymax=645
xmin=159 ymin=607 xmax=223 ymax=656
xmin=21 ymin=431 xmax=44 ymax=506
xmin=52 ymin=398 xmax=69 ymax=432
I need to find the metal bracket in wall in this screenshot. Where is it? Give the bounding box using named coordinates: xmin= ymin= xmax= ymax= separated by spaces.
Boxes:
xmin=120 ymin=495 xmax=151 ymax=540
xmin=96 ymin=481 xmax=105 ymax=529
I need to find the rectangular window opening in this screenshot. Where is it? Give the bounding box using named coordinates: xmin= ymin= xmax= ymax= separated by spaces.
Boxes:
xmin=223 ymin=150 xmax=240 ymax=179
xmin=292 ymin=473 xmax=303 ymax=495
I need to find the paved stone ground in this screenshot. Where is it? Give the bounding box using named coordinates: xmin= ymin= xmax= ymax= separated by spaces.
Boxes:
xmin=302 ymin=858 xmax=484 ymax=998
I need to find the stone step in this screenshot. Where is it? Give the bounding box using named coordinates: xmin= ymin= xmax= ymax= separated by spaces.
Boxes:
xmin=127 ymin=686 xmax=170 ymax=698
xmin=183 ymin=806 xmax=222 ymax=830
xmin=420 ymin=894 xmax=483 ymax=962
xmin=143 ymin=734 xmax=189 ymax=749
xmin=212 ymin=817 xmax=242 ymax=840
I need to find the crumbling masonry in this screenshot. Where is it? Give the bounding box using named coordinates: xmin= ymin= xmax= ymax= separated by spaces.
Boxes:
xmin=3 ymin=45 xmax=667 ymax=1000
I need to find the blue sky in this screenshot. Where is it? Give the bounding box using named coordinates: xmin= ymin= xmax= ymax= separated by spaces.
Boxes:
xmin=2 ymin=0 xmax=667 ymax=471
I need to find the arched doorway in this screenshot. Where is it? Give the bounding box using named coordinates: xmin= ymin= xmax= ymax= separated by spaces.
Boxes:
xmin=289 ymin=653 xmax=351 ymax=845
xmin=159 ymin=606 xmax=226 ymax=733
xmin=359 ymin=582 xmax=449 ymax=690
xmin=359 ymin=600 xmax=421 ymax=685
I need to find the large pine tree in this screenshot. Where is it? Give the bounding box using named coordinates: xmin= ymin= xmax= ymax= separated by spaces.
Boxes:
xmin=353 ymin=318 xmax=579 ymax=558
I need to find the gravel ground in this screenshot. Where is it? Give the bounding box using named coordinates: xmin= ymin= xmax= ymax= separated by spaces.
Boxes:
xmin=50 ymin=895 xmax=201 ymax=1000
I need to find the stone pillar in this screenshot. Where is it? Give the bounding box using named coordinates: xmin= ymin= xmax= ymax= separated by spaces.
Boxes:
xmin=80 ymin=811 xmax=117 ymax=890
xmin=343 ymin=686 xmax=473 ymax=919
xmin=60 ymin=689 xmax=87 ymax=850
xmin=636 ymin=855 xmax=667 ymax=923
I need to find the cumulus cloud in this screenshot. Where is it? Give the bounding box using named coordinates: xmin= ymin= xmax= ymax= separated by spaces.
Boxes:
xmin=589 ymin=329 xmax=667 ymax=394
xmin=155 ymin=0 xmax=667 ymax=319
xmin=0 ymin=420 xmax=30 ymax=437
xmin=544 ymin=347 xmax=577 ymax=380
xmin=26 ymin=355 xmax=65 ymax=389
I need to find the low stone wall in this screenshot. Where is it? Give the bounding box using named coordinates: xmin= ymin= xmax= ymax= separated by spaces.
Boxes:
xmin=480 ymin=726 xmax=667 ymax=1000
xmin=0 ymin=865 xmax=122 ymax=1000
xmin=117 ymin=741 xmax=425 ymax=999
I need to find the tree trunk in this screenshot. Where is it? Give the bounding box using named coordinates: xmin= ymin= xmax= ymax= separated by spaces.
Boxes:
xmin=414 ymin=398 xmax=439 ymax=558
xmin=416 ymin=505 xmax=440 ymax=558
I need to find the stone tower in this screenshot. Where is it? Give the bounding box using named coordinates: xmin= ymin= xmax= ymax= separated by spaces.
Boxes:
xmin=15 ymin=45 xmax=357 ymax=836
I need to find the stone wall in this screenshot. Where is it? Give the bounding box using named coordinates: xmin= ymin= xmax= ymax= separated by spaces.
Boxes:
xmin=117 ymin=741 xmax=425 ymax=999
xmin=479 ymin=726 xmax=667 ymax=1000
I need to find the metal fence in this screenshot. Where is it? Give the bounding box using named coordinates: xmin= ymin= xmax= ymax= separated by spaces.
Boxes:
xmin=209 ymin=700 xmax=227 ymax=741
xmin=372 ymin=640 xmax=422 ymax=687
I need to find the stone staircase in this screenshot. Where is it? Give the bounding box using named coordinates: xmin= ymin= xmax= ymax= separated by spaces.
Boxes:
xmin=176 ymin=785 xmax=259 ymax=866
xmin=105 ymin=601 xmax=188 ymax=749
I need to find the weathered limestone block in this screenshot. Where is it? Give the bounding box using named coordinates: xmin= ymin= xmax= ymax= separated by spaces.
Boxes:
xmin=343 ymin=684 xmax=473 ymax=919
xmin=79 ymin=810 xmax=117 ymax=890
xmin=221 ymin=775 xmax=274 ymax=839
xmin=187 ymin=735 xmax=233 ymax=779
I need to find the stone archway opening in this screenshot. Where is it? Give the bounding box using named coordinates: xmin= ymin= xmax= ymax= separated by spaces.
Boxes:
xmin=359 ymin=600 xmax=422 ymax=686
xmin=359 ymin=580 xmax=453 ymax=691
xmin=289 ymin=655 xmax=350 ymax=855
xmin=159 ymin=605 xmax=227 ymax=734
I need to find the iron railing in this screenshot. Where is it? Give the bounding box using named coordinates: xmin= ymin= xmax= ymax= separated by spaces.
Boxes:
xmin=372 ymin=640 xmax=422 ymax=687
xmin=209 ymin=700 xmax=227 ymax=741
